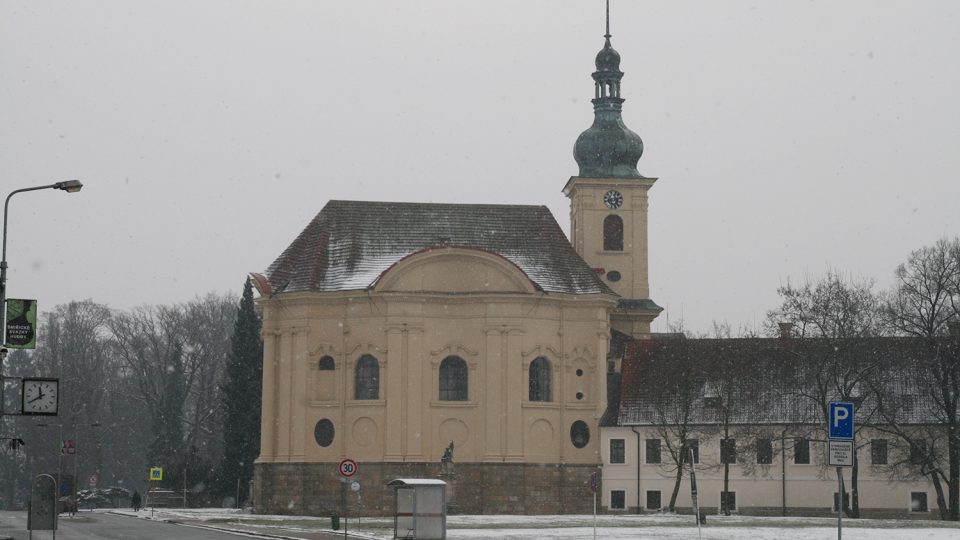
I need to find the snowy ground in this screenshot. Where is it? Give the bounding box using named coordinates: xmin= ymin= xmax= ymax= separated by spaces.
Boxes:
xmin=111 ymin=507 xmax=960 ymax=539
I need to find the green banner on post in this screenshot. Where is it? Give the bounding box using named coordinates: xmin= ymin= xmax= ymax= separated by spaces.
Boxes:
xmin=5 ymin=299 xmax=38 ymax=349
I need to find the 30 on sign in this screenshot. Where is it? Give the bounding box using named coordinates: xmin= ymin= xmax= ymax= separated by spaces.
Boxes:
xmin=339 ymin=459 xmax=358 ymax=477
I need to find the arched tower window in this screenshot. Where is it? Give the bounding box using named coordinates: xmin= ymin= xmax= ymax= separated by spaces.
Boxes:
xmin=603 ymin=214 xmax=623 ymax=251
xmin=318 ymin=356 xmax=335 ymax=370
xmin=355 ymin=355 xmax=379 ymax=400
xmin=439 ymin=356 xmax=468 ymax=401
xmin=529 ymin=357 xmax=552 ymax=402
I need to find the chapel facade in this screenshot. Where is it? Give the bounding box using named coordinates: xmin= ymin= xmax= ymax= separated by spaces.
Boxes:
xmin=250 ymin=17 xmax=660 ymax=516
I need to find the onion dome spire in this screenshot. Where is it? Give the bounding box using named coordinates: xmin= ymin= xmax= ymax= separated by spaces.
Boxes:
xmin=573 ymin=0 xmax=644 ymax=179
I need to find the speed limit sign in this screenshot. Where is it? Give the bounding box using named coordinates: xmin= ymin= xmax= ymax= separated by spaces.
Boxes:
xmin=339 ymin=458 xmax=358 ymax=477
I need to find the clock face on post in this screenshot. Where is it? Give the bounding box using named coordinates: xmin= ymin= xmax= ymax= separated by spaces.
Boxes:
xmin=603 ymin=190 xmax=623 ymax=209
xmin=22 ymin=378 xmax=59 ymax=415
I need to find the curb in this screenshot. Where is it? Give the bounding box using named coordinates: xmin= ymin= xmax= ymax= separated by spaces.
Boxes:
xmin=105 ymin=510 xmax=371 ymax=540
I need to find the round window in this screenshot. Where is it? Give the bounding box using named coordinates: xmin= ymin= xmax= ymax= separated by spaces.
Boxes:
xmin=576 ymin=369 xmax=584 ymax=377
xmin=607 ymin=271 xmax=621 ymax=282
xmin=314 ymin=419 xmax=335 ymax=447
xmin=570 ymin=420 xmax=590 ymax=448
xmin=576 ymin=392 xmax=584 ymax=400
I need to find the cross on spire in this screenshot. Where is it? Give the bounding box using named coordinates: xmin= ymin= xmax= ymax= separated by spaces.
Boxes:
xmin=605 ymin=0 xmax=611 ymax=38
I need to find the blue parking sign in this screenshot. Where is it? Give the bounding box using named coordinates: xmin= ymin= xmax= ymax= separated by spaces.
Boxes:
xmin=828 ymin=402 xmax=854 ymax=440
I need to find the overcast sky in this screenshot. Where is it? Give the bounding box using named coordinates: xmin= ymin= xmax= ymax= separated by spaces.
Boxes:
xmin=2 ymin=1 xmax=958 ymax=335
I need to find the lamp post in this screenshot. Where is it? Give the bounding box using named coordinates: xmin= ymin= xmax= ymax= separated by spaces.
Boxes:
xmin=36 ymin=422 xmax=64 ymax=498
xmin=72 ymin=422 xmax=101 ymax=502
xmin=0 ymin=180 xmax=83 ymax=414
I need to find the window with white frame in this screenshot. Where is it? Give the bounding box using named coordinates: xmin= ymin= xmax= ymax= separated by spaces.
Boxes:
xmin=720 ymin=438 xmax=736 ymax=464
xmin=911 ymin=492 xmax=928 ymax=512
xmin=757 ymin=438 xmax=773 ymax=464
xmin=645 ymin=439 xmax=661 ymax=464
xmin=720 ymin=491 xmax=736 ymax=512
xmin=609 ymin=438 xmax=625 ymax=464
xmin=610 ymin=490 xmax=626 ymax=510
xmin=646 ymin=490 xmax=661 ymax=510
xmin=794 ymin=437 xmax=810 ymax=464
xmin=833 ymin=492 xmax=850 ymax=513
xmin=871 ymin=439 xmax=888 ymax=465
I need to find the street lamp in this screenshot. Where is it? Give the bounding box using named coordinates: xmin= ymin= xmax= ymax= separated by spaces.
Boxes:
xmin=36 ymin=422 xmax=64 ymax=498
xmin=0 ymin=180 xmax=83 ymax=414
xmin=72 ymin=422 xmax=101 ymax=501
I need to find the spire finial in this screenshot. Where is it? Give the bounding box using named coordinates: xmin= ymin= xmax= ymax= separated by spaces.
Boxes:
xmin=605 ymin=0 xmax=611 ymax=38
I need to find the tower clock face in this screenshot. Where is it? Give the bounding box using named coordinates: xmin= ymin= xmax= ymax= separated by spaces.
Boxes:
xmin=603 ymin=190 xmax=623 ymax=209
xmin=22 ymin=378 xmax=59 ymax=415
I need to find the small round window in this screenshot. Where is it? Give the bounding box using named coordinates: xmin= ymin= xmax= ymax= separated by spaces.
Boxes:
xmin=314 ymin=419 xmax=335 ymax=447
xmin=570 ymin=420 xmax=590 ymax=448
xmin=576 ymin=369 xmax=584 ymax=377
xmin=576 ymin=392 xmax=584 ymax=400
xmin=607 ymin=271 xmax=621 ymax=282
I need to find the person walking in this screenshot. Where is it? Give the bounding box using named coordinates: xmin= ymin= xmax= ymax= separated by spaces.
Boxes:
xmin=131 ymin=490 xmax=142 ymax=512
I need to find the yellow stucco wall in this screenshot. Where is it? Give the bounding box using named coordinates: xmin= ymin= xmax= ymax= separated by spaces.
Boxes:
xmin=256 ymin=247 xmax=616 ymax=468
xmin=602 ymin=426 xmax=940 ymax=515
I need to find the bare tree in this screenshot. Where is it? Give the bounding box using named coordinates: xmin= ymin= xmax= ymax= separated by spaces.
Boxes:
xmin=632 ymin=339 xmax=715 ymax=511
xmin=884 ymin=237 xmax=960 ymax=338
xmin=867 ymin=338 xmax=960 ymax=520
xmin=766 ymin=271 xmax=885 ymax=339
xmin=766 ymin=271 xmax=885 ymax=517
xmin=879 ymin=237 xmax=960 ymax=520
xmin=700 ymin=342 xmax=765 ymax=515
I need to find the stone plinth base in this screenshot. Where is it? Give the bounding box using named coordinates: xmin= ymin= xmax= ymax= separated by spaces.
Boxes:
xmin=253 ymin=461 xmax=599 ymax=516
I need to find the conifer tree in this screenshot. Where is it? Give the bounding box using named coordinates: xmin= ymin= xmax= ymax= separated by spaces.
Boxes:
xmin=216 ymin=278 xmax=263 ymax=503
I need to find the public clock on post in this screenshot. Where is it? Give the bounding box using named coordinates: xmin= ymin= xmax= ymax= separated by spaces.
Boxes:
xmin=21 ymin=378 xmax=59 ymax=415
xmin=603 ymin=189 xmax=623 ymax=209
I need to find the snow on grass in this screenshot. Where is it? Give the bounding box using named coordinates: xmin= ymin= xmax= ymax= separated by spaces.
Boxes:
xmin=111 ymin=508 xmax=960 ymax=540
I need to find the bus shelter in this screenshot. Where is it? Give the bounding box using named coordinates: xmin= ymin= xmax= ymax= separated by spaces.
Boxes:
xmin=388 ymin=479 xmax=446 ymax=539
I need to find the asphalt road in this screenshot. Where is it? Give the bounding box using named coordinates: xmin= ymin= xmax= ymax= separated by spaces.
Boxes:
xmin=0 ymin=511 xmax=278 ymax=540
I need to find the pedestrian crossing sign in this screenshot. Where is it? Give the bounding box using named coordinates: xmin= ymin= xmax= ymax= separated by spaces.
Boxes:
xmin=149 ymin=467 xmax=163 ymax=481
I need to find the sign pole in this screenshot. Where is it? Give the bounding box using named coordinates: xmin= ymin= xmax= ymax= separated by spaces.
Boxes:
xmin=589 ymin=472 xmax=598 ymax=540
xmin=837 ymin=466 xmax=843 ymax=540
xmin=828 ymin=402 xmax=854 ymax=540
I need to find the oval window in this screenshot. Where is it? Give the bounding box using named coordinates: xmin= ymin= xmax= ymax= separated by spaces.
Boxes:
xmin=607 ymin=271 xmax=621 ymax=282
xmin=314 ymin=419 xmax=335 ymax=447
xmin=570 ymin=420 xmax=590 ymax=448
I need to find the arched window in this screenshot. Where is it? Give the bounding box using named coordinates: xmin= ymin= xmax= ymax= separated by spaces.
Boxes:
xmin=603 ymin=215 xmax=623 ymax=251
xmin=529 ymin=357 xmax=552 ymax=402
xmin=318 ymin=356 xmax=335 ymax=370
xmin=439 ymin=356 xmax=468 ymax=401
xmin=355 ymin=355 xmax=379 ymax=400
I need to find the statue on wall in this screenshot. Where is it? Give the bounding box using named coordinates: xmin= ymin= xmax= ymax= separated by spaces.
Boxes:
xmin=441 ymin=441 xmax=454 ymax=465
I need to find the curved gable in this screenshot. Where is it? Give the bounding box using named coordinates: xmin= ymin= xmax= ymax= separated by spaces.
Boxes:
xmin=373 ymin=247 xmax=538 ymax=294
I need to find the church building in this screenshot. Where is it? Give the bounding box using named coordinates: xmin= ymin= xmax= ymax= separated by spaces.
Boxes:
xmin=250 ymin=15 xmax=659 ymax=515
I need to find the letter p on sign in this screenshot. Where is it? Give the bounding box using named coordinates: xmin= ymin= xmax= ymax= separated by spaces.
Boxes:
xmin=828 ymin=402 xmax=854 ymax=440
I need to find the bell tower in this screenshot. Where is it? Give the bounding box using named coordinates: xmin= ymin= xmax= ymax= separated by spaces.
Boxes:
xmin=562 ymin=1 xmax=661 ymax=337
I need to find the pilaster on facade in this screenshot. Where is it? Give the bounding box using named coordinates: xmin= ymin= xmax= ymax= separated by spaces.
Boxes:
xmin=405 ymin=326 xmax=425 ymax=461
xmin=257 ymin=329 xmax=282 ymax=463
xmin=384 ymin=327 xmax=405 ymax=461
xmin=289 ymin=327 xmax=310 ymax=459
xmin=505 ymin=330 xmax=525 ymax=458
xmin=483 ymin=328 xmax=505 ymax=461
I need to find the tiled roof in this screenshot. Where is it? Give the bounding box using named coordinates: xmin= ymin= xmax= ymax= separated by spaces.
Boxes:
xmin=616 ymin=337 xmax=957 ymax=427
xmin=265 ymin=200 xmax=614 ymax=296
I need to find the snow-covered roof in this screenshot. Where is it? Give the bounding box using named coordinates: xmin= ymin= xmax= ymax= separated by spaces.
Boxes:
xmin=614 ymin=336 xmax=956 ymax=427
xmin=388 ymin=479 xmax=447 ymax=487
xmin=264 ymin=200 xmax=614 ymax=296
